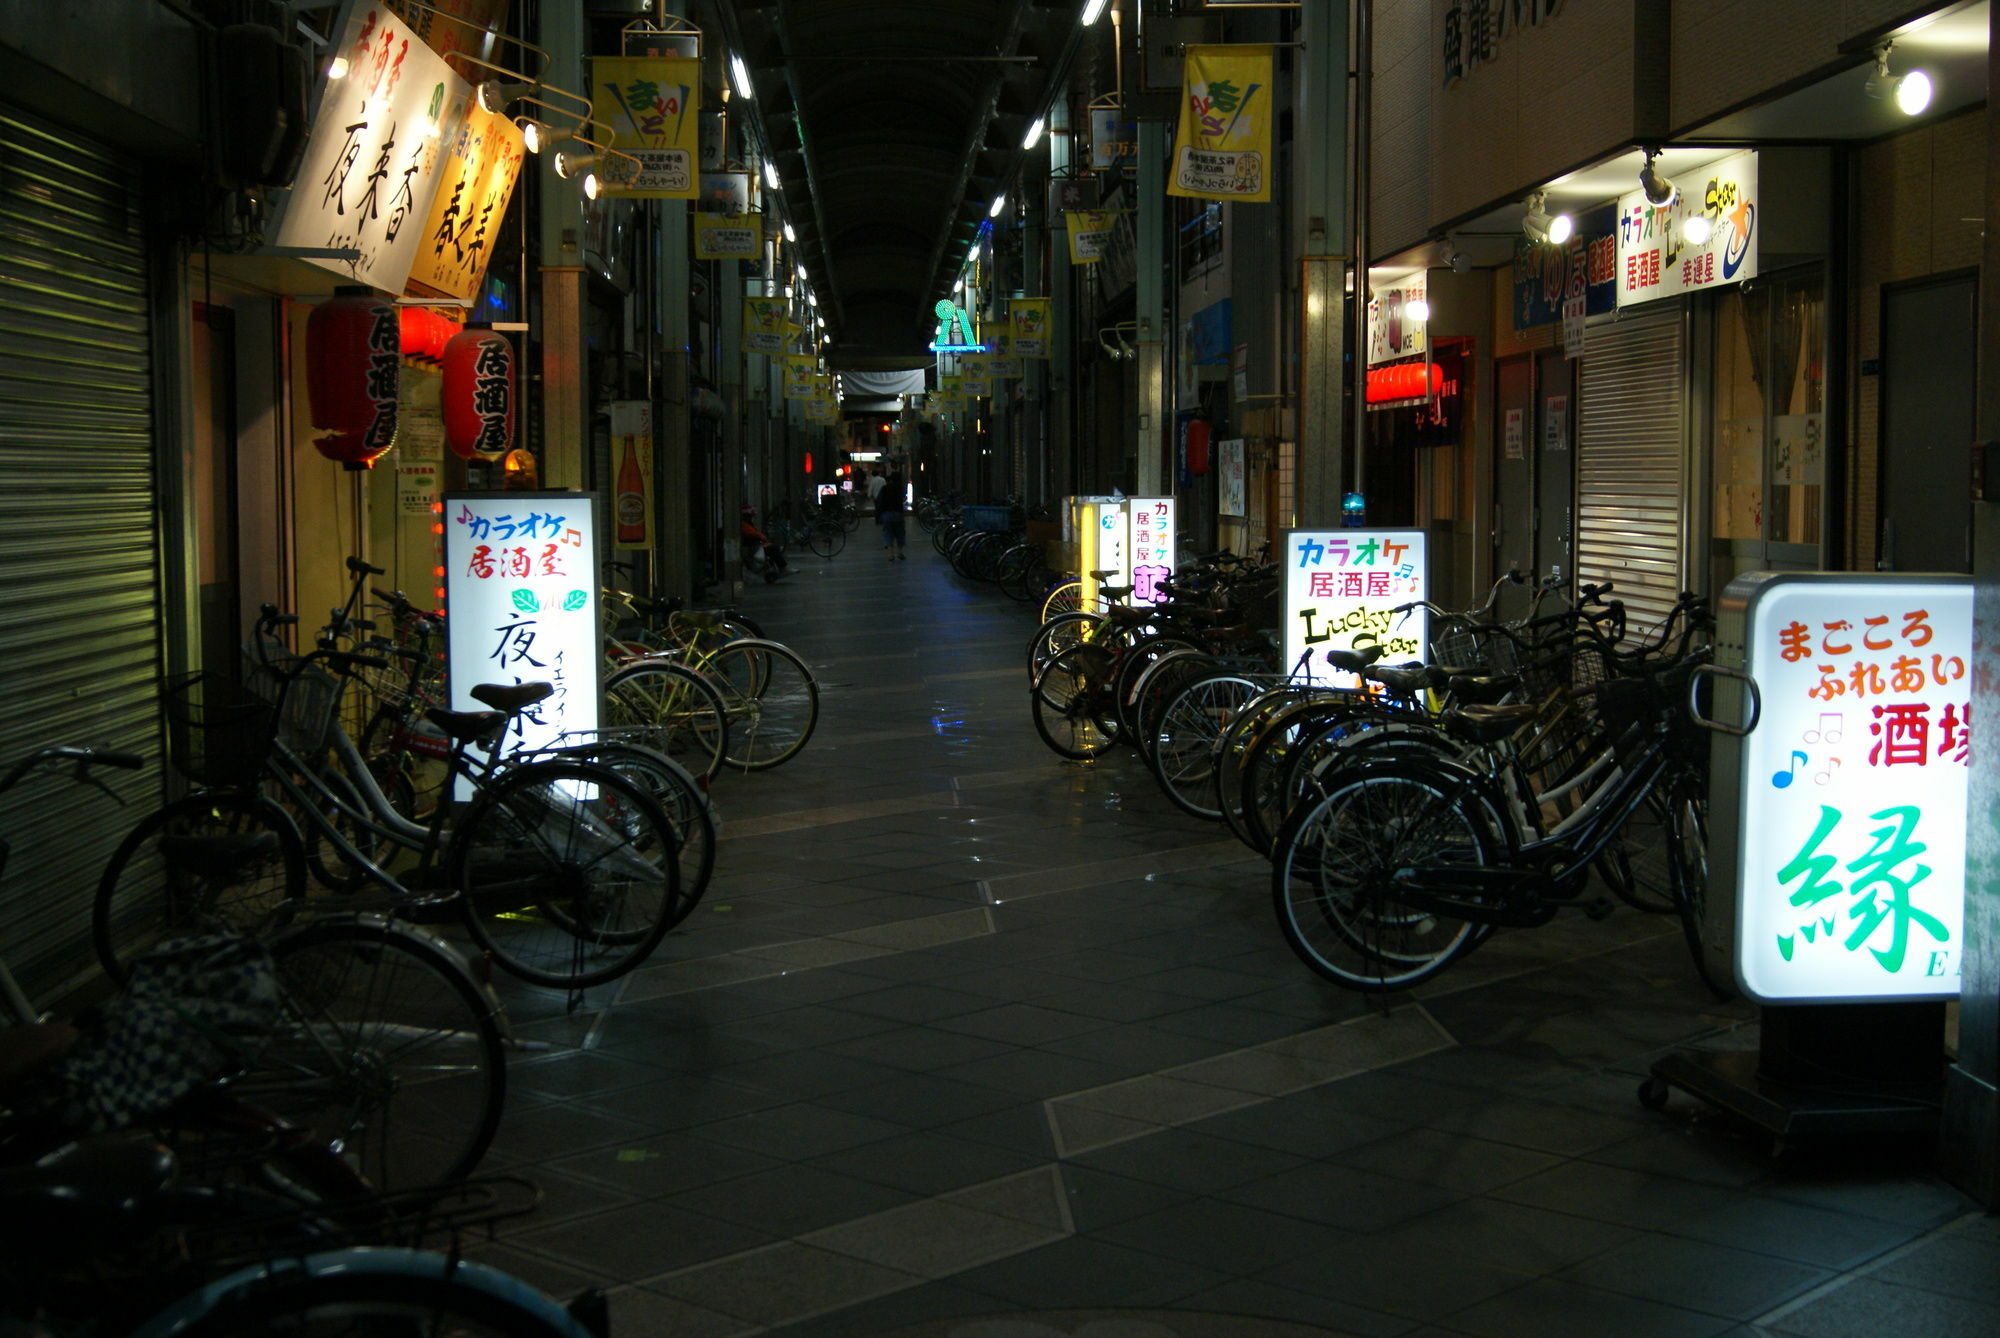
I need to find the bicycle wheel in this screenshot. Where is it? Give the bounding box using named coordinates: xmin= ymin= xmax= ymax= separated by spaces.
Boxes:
xmin=706 ymin=639 xmax=820 ymax=769
xmin=1216 ymin=687 xmax=1320 ymax=851
xmin=1039 ymin=578 xmax=1084 ymax=622
xmin=1152 ymin=673 xmax=1261 ymax=820
xmin=452 ymin=760 xmax=679 ymax=989
xmin=1028 ymin=610 xmax=1100 ymax=680
xmin=1271 ymin=760 xmax=1497 ymax=991
xmin=244 ymin=915 xmax=506 ymax=1192
xmin=568 ymin=740 xmax=715 ymax=928
xmin=604 ymin=659 xmax=730 ymax=782
xmin=806 ymin=522 xmax=845 ymax=558
xmin=166 ymin=1254 xmax=594 ymax=1337
xmin=1110 ymin=635 xmax=1202 ymax=743
xmin=1666 ymin=781 xmax=1735 ymax=999
xmin=1031 ymin=644 xmax=1120 ymax=759
xmin=94 ymin=792 xmax=309 ymax=984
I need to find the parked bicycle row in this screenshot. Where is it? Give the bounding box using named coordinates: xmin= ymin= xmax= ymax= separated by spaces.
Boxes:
xmin=1002 ymin=555 xmax=1755 ymax=1000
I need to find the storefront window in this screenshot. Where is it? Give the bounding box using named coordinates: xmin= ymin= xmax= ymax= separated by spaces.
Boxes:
xmin=1711 ymin=270 xmax=1826 ymax=566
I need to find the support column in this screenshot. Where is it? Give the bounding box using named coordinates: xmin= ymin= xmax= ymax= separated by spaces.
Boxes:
xmin=719 ymin=255 xmax=745 ymax=594
xmin=536 ymin=2 xmax=588 ymax=490
xmin=1944 ymin=2 xmax=2000 ymax=1207
xmin=657 ymin=202 xmax=693 ymax=601
xmin=1048 ymin=97 xmax=1075 ymax=500
xmin=1134 ymin=119 xmax=1168 ymax=496
xmin=1294 ymin=0 xmax=1352 ymax=528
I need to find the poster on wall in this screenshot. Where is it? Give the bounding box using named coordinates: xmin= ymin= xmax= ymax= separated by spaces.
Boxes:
xmin=1616 ymin=149 xmax=1758 ymax=307
xmin=275 ymin=1 xmax=469 ymax=290
xmin=1732 ymin=573 xmax=1970 ymax=1004
xmin=1218 ymin=439 xmax=1246 ymax=517
xmin=609 ymin=401 xmax=654 ymax=551
xmin=443 ymin=491 xmax=602 ymax=783
xmin=1281 ymin=529 xmax=1427 ymax=688
xmin=396 ymin=463 xmax=439 ymax=516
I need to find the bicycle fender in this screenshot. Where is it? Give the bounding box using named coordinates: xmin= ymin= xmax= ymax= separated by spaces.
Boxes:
xmin=129 ymin=1246 xmax=598 ymax=1338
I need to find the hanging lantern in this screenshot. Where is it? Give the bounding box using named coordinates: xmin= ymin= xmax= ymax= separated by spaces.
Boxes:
xmin=441 ymin=324 xmax=515 ymax=459
xmin=306 ymin=286 xmax=399 ymax=470
xmin=399 ymin=306 xmax=460 ymax=363
xmin=1185 ymin=417 xmax=1212 ymax=476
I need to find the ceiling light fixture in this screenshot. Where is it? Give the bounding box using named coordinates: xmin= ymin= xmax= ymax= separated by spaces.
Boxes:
xmin=729 ymin=53 xmax=754 ymax=100
xmin=1082 ymin=0 xmax=1109 ymax=26
xmin=783 ymin=220 xmax=797 ymax=243
xmin=1521 ymin=191 xmax=1573 ymax=246
xmin=988 ymin=195 xmax=1007 ymax=219
xmin=1022 ymin=116 xmax=1046 ymax=150
xmin=1639 ymin=149 xmax=1677 ymax=209
xmin=1865 ymin=42 xmax=1933 ymax=116
xmin=763 ymin=159 xmax=780 ymax=191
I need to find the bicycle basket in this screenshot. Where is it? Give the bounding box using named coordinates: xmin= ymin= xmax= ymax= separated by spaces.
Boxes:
xmin=165 ymin=672 xmax=277 ymax=787
xmin=242 ymin=645 xmax=343 ymax=758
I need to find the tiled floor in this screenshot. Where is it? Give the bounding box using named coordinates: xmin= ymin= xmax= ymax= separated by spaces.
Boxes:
xmin=468 ymin=528 xmax=1997 ymax=1337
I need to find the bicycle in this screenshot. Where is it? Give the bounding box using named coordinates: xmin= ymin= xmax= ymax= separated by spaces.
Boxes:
xmin=96 ymin=604 xmax=685 ymax=995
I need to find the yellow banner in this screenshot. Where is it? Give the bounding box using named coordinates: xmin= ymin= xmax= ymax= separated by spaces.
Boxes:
xmin=405 ymin=103 xmax=527 ymax=301
xmin=742 ymin=296 xmax=787 ymax=354
xmin=783 ymin=355 xmax=816 ymax=399
xmin=1066 ymin=210 xmax=1115 ymax=264
xmin=695 ymin=212 xmax=763 ymax=260
xmin=959 ymin=357 xmax=992 ymax=397
xmin=1169 ymin=45 xmax=1273 ymax=203
xmin=1009 ymin=298 xmax=1049 ymax=357
xmin=592 ymin=55 xmax=699 ymax=198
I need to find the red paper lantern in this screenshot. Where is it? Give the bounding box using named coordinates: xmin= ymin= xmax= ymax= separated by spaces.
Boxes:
xmin=399 ymin=306 xmax=460 ymax=363
xmin=441 ymin=324 xmax=515 ymax=459
xmin=306 ymin=286 xmax=399 ymax=471
xmin=1185 ymin=417 xmax=1211 ymax=476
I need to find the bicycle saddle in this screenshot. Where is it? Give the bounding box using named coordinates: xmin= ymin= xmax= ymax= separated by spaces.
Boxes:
xmin=1367 ymin=663 xmax=1434 ymax=700
xmin=1445 ymin=703 xmax=1540 ymax=744
xmin=470 ymin=682 xmax=556 ymax=715
xmin=1324 ymin=646 xmax=1386 ymax=674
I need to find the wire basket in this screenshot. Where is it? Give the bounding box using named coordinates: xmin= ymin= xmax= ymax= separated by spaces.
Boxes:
xmin=164 ymin=672 xmax=276 ymax=788
xmin=1433 ymin=623 xmax=1521 ymax=676
xmin=242 ymin=645 xmax=343 ymax=758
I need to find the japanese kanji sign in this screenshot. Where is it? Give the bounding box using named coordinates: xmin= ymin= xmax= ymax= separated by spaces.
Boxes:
xmin=741 ymin=296 xmax=787 ymax=355
xmin=1009 ymin=298 xmax=1049 ymax=357
xmin=1169 ymin=45 xmax=1273 ymax=203
xmin=444 ymin=491 xmax=602 ymax=787
xmin=1735 ymin=574 xmax=1970 ymax=1003
xmin=1065 ymin=210 xmax=1116 ymax=264
xmin=405 ymin=101 xmax=525 ymax=302
xmin=694 ymin=212 xmax=763 ymax=259
xmin=591 ymin=55 xmax=700 ymax=198
xmin=1282 ymin=529 xmax=1427 ymax=688
xmin=1615 ymin=149 xmax=1757 ymax=307
xmin=277 ymin=1 xmax=468 ymax=290
xmin=1071 ymin=497 xmax=1177 ymax=611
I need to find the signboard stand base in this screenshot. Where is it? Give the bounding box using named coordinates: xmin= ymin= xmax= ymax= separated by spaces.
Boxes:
xmin=1643 ymin=1002 xmax=1946 ymax=1147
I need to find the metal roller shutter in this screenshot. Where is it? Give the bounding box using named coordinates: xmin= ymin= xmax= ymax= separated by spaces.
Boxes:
xmin=1576 ymin=304 xmax=1688 ymax=639
xmin=0 ymin=103 xmax=163 ymax=993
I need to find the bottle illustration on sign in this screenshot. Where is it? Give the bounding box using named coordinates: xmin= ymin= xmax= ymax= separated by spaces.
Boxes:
xmin=616 ymin=437 xmax=646 ymax=544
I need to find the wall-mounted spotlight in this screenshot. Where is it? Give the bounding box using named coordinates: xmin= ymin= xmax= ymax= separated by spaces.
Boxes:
xmin=516 ymin=118 xmax=550 ymax=154
xmin=1522 ymin=191 xmax=1573 ymax=245
xmin=477 ymin=78 xmax=539 ymax=115
xmin=1405 ymin=297 xmax=1431 ymax=323
xmin=552 ymin=146 xmax=637 ymax=201
xmin=1082 ymin=0 xmax=1109 ymax=26
xmin=1442 ymin=238 xmax=1468 ymax=273
xmin=1865 ymin=42 xmax=1933 ymax=116
xmin=326 ymin=55 xmax=350 ymax=80
xmin=729 ymin=53 xmax=755 ymax=100
xmin=1683 ymin=214 xmax=1712 ymax=246
xmin=1022 ymin=116 xmax=1046 ymax=150
xmin=1639 ymin=149 xmax=1677 ymax=209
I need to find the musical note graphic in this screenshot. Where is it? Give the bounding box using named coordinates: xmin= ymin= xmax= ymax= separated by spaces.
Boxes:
xmin=1772 ymin=750 xmax=1808 ymax=788
xmin=1803 ymin=712 xmax=1843 ymax=745
xmin=1813 ymin=758 xmax=1842 ymax=786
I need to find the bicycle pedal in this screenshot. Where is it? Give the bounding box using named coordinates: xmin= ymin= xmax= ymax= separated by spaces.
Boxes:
xmin=1579 ymin=897 xmax=1615 ymax=921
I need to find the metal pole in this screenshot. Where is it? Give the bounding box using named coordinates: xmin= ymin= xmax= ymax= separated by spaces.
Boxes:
xmin=1348 ymin=0 xmax=1371 ymax=503
xmin=1135 ymin=119 xmax=1168 ymax=496
xmin=1294 ymin=0 xmax=1352 ymax=528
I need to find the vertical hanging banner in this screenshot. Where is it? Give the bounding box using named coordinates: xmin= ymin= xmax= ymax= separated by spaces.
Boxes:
xmin=741 ymin=296 xmax=787 ymax=354
xmin=1009 ymin=298 xmax=1050 ymax=356
xmin=694 ymin=212 xmax=763 ymax=259
xmin=1065 ymin=210 xmax=1116 ymax=264
xmin=443 ymin=490 xmax=602 ymax=774
xmin=782 ymin=355 xmax=816 ymax=399
xmin=591 ymin=55 xmax=700 ymax=198
xmin=276 ymin=2 xmax=469 ymax=289
xmin=609 ymin=401 xmax=654 ymax=551
xmin=1169 ymin=45 xmax=1274 ymax=203
xmin=959 ymin=357 xmax=993 ymax=398
xmin=1281 ymin=529 xmax=1428 ymax=687
xmin=1731 ymin=573 xmax=1971 ymax=1003
xmin=405 ymin=103 xmax=527 ymax=301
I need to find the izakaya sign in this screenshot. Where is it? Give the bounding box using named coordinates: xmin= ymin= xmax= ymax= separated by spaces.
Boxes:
xmin=278 ymin=2 xmax=468 ymax=290
xmin=443 ymin=492 xmax=602 ymax=779
xmin=1282 ymin=530 xmax=1427 ymax=688
xmin=1733 ymin=573 xmax=1970 ymax=1004
xmin=1366 ymin=271 xmax=1427 ymax=366
xmin=1616 ymin=150 xmax=1758 ymax=307
xmin=1071 ymin=497 xmax=1177 ymax=610
xmin=405 ymin=102 xmax=526 ymax=302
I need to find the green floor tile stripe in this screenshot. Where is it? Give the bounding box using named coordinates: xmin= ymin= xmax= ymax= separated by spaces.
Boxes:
xmin=1044 ymin=1005 xmax=1457 ymax=1157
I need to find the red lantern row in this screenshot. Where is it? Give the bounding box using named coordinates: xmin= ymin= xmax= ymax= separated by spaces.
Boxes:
xmin=441 ymin=325 xmax=516 ymax=460
xmin=1365 ymin=361 xmax=1444 ymax=405
xmin=398 ymin=306 xmax=461 ymax=364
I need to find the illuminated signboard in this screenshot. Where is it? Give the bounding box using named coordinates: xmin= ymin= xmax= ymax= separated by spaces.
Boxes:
xmin=1071 ymin=497 xmax=1175 ymax=610
xmin=1733 ymin=573 xmax=1969 ymax=1003
xmin=1281 ymin=529 xmax=1426 ymax=687
xmin=443 ymin=491 xmax=601 ymax=788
